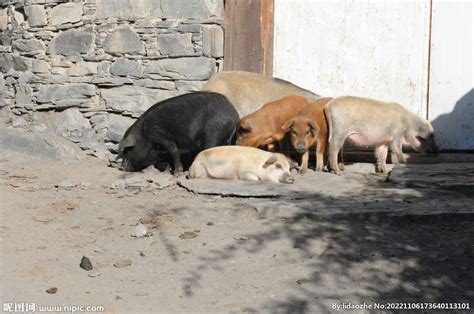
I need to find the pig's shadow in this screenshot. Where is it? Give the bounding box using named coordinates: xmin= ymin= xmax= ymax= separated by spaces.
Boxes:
xmin=431 ymin=89 xmax=473 ymax=150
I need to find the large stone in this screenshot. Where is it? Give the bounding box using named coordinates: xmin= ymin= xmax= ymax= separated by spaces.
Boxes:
xmin=51 ymin=108 xmax=92 ymax=135
xmin=0 ymin=126 xmax=84 ymax=160
xmin=107 ymin=114 xmax=135 ymax=143
xmin=24 ymin=5 xmax=47 ymax=27
xmin=101 ymin=86 xmax=179 ymax=114
xmin=146 ymin=57 xmax=215 ymax=80
xmin=0 ymin=53 xmax=28 ymax=72
xmin=13 ymin=39 xmax=45 ymax=55
xmin=32 ymin=59 xmax=50 ymax=73
xmin=157 ymin=33 xmax=194 ymax=57
xmin=68 ymin=61 xmax=98 ymax=76
xmin=202 ymin=25 xmax=223 ymax=58
xmin=96 ymin=0 xmax=161 ymax=20
xmin=91 ymin=77 xmax=133 ymax=87
xmin=161 ymin=0 xmax=224 ymax=19
xmin=110 ymin=58 xmax=142 ymax=77
xmin=0 ymin=9 xmax=7 ymax=30
xmin=135 ymin=79 xmax=175 ymax=90
xmin=37 ymin=84 xmax=96 ymax=103
xmin=15 ymin=84 xmax=33 ymax=106
xmin=176 ymin=80 xmax=206 ymax=91
xmin=50 ymin=2 xmax=83 ymax=26
xmin=47 ymin=27 xmax=94 ymax=56
xmin=96 ymin=0 xmax=223 ymax=20
xmin=103 ymin=27 xmax=144 ymax=55
xmin=13 ymin=9 xmax=25 ymax=26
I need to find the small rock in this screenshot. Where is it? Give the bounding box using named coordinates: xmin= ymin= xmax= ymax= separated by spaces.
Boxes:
xmin=55 ymin=181 xmax=76 ymax=189
xmin=88 ymin=271 xmax=101 ymax=278
xmin=80 ymin=256 xmax=93 ymax=271
xmin=179 ymin=231 xmax=198 ymax=240
xmin=296 ymin=278 xmax=310 ymax=285
xmin=12 ymin=115 xmax=27 ymax=128
xmin=151 ymin=176 xmax=173 ymax=189
xmin=46 ymin=287 xmax=57 ymax=294
xmin=131 ymin=223 xmax=147 ymax=238
xmin=111 ymin=177 xmax=148 ymax=190
xmin=206 ymin=221 xmax=215 ymax=226
xmin=139 ymin=251 xmax=145 ymax=257
xmin=113 ymin=259 xmax=132 ymax=268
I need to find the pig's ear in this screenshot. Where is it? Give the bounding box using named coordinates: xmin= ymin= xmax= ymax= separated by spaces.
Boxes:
xmin=118 ymin=135 xmax=137 ymax=151
xmin=308 ymin=121 xmax=319 ymax=131
xmin=282 ymin=120 xmax=294 ymax=131
xmin=263 ymin=155 xmax=278 ymax=168
xmin=238 ymin=120 xmax=254 ymax=135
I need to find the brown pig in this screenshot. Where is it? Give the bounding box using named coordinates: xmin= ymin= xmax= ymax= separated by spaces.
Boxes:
xmin=236 ymin=95 xmax=310 ymax=151
xmin=188 ymin=146 xmax=294 ymax=184
xmin=282 ymin=97 xmax=333 ymax=174
xmin=324 ymin=96 xmax=439 ymax=174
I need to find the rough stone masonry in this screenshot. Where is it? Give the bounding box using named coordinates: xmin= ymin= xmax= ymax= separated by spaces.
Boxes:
xmin=0 ymin=0 xmax=224 ymax=160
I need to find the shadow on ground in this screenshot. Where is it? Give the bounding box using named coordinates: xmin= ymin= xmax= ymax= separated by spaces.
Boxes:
xmin=177 ymin=164 xmax=474 ymax=312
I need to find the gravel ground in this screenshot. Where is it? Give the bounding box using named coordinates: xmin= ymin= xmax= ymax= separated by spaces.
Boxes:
xmin=1 ymin=130 xmax=473 ymax=313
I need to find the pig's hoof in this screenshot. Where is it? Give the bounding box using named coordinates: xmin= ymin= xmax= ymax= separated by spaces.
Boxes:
xmin=298 ymin=169 xmax=307 ymax=175
xmin=315 ymin=167 xmax=323 ymax=172
xmin=338 ymin=163 xmax=346 ymax=171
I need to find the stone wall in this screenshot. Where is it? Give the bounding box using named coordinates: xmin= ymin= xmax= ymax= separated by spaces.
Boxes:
xmin=0 ymin=0 xmax=224 ymax=159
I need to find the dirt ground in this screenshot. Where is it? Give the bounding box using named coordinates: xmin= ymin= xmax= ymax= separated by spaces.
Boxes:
xmin=1 ymin=130 xmax=473 ymax=313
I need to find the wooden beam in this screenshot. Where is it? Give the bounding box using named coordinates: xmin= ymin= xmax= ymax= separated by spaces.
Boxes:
xmin=223 ymin=0 xmax=274 ymax=75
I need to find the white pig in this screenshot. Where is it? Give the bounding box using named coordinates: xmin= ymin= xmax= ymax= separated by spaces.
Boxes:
xmin=325 ymin=96 xmax=438 ymax=174
xmin=203 ymin=71 xmax=320 ymax=117
xmin=188 ymin=146 xmax=294 ymax=184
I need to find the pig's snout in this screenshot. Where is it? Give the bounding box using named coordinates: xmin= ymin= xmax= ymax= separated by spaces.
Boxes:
xmin=295 ymin=141 xmax=307 ymax=154
xmin=280 ymin=173 xmax=294 ymax=184
xmin=426 ymin=145 xmax=439 ymax=156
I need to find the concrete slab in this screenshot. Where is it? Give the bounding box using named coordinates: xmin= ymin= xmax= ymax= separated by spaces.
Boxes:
xmin=178 ymin=163 xmax=381 ymax=198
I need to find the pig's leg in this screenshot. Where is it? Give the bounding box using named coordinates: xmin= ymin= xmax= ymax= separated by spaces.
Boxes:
xmin=315 ymin=140 xmax=326 ymax=172
xmin=239 ymin=172 xmax=260 ymax=181
xmin=338 ymin=148 xmax=345 ymax=171
xmin=374 ymin=145 xmax=389 ymax=173
xmin=328 ymin=136 xmax=345 ymax=174
xmin=389 ymin=139 xmax=406 ymax=164
xmin=299 ymin=151 xmax=309 ymax=175
xmin=160 ymin=140 xmax=183 ymax=174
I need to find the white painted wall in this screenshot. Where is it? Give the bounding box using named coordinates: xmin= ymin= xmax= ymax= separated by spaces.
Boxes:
xmin=273 ymin=0 xmax=473 ymax=149
xmin=428 ymin=1 xmax=473 ymax=150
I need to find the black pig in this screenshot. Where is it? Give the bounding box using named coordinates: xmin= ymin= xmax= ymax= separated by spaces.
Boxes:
xmin=118 ymin=92 xmax=239 ymax=173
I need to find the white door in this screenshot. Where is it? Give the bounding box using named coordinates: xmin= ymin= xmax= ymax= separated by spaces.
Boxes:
xmin=273 ymin=0 xmax=473 ymax=150
xmin=428 ymin=1 xmax=473 ymax=150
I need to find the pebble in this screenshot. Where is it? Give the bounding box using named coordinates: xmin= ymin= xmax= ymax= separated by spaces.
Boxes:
xmin=55 ymin=181 xmax=76 ymax=189
xmin=179 ymin=231 xmax=199 ymax=239
xmin=46 ymin=287 xmax=57 ymax=294
xmin=131 ymin=223 xmax=147 ymax=238
xmin=88 ymin=271 xmax=101 ymax=278
xmin=113 ymin=259 xmax=132 ymax=268
xmin=79 ymin=256 xmax=93 ymax=271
